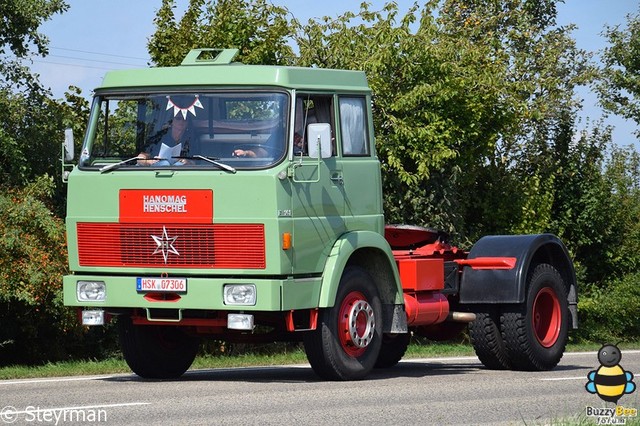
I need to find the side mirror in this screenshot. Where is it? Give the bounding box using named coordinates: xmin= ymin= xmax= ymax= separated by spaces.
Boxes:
xmin=64 ymin=128 xmax=74 ymax=161
xmin=307 ymin=123 xmax=332 ymax=159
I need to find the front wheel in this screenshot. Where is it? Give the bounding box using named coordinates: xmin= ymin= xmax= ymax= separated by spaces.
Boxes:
xmin=501 ymin=263 xmax=569 ymax=371
xmin=303 ymin=266 xmax=382 ymax=380
xmin=375 ymin=333 xmax=410 ymax=368
xmin=118 ymin=317 xmax=200 ymax=379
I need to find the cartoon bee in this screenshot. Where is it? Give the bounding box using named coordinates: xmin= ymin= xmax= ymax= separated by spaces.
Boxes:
xmin=586 ymin=343 xmax=636 ymax=403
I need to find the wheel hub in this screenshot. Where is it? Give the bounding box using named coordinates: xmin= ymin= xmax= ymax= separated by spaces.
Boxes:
xmin=532 ymin=286 xmax=561 ymax=348
xmin=339 ymin=291 xmax=376 ymax=357
xmin=348 ymin=300 xmax=375 ymax=348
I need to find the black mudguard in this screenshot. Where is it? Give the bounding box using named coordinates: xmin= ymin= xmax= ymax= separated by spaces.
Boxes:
xmin=459 ymin=234 xmax=578 ymax=328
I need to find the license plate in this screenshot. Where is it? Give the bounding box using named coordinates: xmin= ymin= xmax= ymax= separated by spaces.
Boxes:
xmin=136 ymin=277 xmax=187 ymax=293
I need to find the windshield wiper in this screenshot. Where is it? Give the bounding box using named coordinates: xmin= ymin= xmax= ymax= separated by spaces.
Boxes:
xmin=100 ymin=155 xmax=237 ymax=174
xmin=99 ymin=156 xmax=144 ymax=173
xmin=191 ymin=155 xmax=237 ymax=174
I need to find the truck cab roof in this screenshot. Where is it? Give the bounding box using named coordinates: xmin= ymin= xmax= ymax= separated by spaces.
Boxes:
xmin=98 ymin=48 xmax=371 ymax=93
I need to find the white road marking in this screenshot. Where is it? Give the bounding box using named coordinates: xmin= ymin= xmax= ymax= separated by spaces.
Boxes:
xmin=541 ymin=376 xmax=588 ymax=381
xmin=0 ymin=375 xmax=120 ymax=386
xmin=563 ymin=350 xmax=640 ymax=356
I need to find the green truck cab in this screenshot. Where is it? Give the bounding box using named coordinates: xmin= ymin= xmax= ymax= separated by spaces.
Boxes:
xmin=63 ymin=49 xmax=577 ymax=380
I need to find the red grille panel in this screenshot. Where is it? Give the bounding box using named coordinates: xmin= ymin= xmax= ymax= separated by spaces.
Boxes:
xmin=77 ymin=223 xmax=265 ymax=269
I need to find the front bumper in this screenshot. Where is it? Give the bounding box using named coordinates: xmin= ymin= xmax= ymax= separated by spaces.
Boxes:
xmin=63 ymin=274 xmax=321 ymax=312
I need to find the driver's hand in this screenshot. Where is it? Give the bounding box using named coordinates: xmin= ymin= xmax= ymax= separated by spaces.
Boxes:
xmin=137 ymin=152 xmax=159 ymax=166
xmin=233 ymin=149 xmax=256 ymax=158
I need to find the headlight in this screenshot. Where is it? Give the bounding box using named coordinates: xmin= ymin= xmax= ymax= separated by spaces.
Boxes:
xmin=228 ymin=314 xmax=254 ymax=330
xmin=223 ymin=284 xmax=256 ymax=306
xmin=82 ymin=310 xmax=105 ymax=326
xmin=77 ymin=281 xmax=106 ymax=301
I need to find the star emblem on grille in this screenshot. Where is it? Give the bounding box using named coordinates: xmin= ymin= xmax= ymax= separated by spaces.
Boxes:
xmin=151 ymin=226 xmax=179 ymax=263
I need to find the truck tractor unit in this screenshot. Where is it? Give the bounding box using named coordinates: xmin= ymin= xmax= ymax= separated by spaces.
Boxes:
xmin=62 ymin=49 xmax=577 ymax=380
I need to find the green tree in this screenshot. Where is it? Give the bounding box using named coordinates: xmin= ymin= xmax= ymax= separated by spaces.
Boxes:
xmin=574 ymin=144 xmax=640 ymax=341
xmin=439 ymin=0 xmax=594 ymax=238
xmin=148 ymin=0 xmax=294 ymax=67
xmin=294 ymin=1 xmax=593 ymax=242
xmin=0 ymin=1 xmax=95 ymax=364
xmin=600 ymin=145 xmax=640 ymax=275
xmin=598 ymin=8 xmax=640 ymax=137
xmin=0 ymin=0 xmax=68 ymax=90
xmin=547 ymin=120 xmax=615 ymax=285
xmin=0 ymin=85 xmax=89 ymax=191
xmin=0 ymin=176 xmax=72 ymax=364
xmin=0 ymin=0 xmax=85 ymax=190
xmin=297 ymin=2 xmax=511 ymax=185
xmin=0 ymin=0 xmax=67 ymax=57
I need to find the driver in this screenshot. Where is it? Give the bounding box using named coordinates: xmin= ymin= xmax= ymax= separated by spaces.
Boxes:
xmin=138 ymin=114 xmax=191 ymax=166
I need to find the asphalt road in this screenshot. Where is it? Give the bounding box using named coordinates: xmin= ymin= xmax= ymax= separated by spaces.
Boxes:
xmin=0 ymin=350 xmax=638 ymax=425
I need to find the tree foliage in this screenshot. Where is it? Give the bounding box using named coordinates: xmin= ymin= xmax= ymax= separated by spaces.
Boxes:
xmin=296 ymin=2 xmax=513 ymax=186
xmin=148 ymin=0 xmax=294 ymax=67
xmin=598 ymin=8 xmax=640 ymax=137
xmin=293 ymin=0 xmax=595 ymax=243
xmin=0 ymin=87 xmax=89 ymax=196
xmin=0 ymin=0 xmax=67 ymax=57
xmin=577 ymin=271 xmax=640 ymax=342
xmin=0 ymin=0 xmax=92 ymax=364
xmin=0 ymin=0 xmax=68 ymax=90
xmin=0 ymin=177 xmax=74 ymax=364
xmin=0 ymin=0 xmax=86 ymax=192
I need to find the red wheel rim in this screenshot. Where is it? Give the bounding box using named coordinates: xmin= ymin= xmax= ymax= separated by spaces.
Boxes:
xmin=338 ymin=291 xmax=375 ymax=357
xmin=532 ymin=287 xmax=561 ymax=348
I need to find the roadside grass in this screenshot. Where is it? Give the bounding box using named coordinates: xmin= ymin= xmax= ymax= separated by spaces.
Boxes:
xmin=1 ymin=340 xmax=636 ymax=380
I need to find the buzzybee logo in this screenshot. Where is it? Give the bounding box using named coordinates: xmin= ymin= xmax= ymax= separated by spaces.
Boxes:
xmin=585 ymin=343 xmax=637 ymax=424
xmin=586 ymin=343 xmax=636 ymax=403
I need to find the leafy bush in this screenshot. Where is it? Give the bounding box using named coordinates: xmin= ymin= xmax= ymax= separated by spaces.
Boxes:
xmin=0 ymin=177 xmax=90 ymax=365
xmin=576 ymin=272 xmax=640 ymax=343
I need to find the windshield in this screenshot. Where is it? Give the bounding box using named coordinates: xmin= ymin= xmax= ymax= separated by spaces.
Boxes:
xmin=79 ymin=91 xmax=289 ymax=170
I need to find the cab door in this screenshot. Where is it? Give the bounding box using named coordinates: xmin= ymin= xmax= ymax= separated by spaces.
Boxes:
xmin=290 ymin=94 xmax=346 ymax=273
xmin=336 ymin=95 xmax=384 ymax=233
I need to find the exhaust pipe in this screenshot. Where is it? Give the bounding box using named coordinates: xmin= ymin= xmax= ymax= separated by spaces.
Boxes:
xmin=447 ymin=312 xmax=476 ymax=323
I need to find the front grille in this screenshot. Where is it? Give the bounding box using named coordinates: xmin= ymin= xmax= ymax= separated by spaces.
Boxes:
xmin=76 ymin=223 xmax=265 ymax=269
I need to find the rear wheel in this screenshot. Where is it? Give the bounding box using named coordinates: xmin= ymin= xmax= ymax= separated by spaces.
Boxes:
xmin=469 ymin=309 xmax=510 ymax=370
xmin=118 ymin=317 xmax=199 ymax=379
xmin=303 ymin=266 xmax=382 ymax=380
xmin=501 ymin=263 xmax=569 ymax=371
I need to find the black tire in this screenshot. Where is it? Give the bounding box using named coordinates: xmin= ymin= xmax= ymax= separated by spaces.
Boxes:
xmin=303 ymin=266 xmax=382 ymax=380
xmin=118 ymin=317 xmax=199 ymax=379
xmin=469 ymin=310 xmax=511 ymax=370
xmin=501 ymin=263 xmax=569 ymax=371
xmin=375 ymin=333 xmax=410 ymax=368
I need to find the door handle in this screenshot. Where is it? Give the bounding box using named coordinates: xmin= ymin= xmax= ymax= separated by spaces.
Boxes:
xmin=330 ymin=172 xmax=344 ymax=185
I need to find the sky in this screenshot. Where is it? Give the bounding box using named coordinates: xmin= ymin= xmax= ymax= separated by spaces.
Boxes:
xmin=32 ymin=0 xmax=640 ymax=148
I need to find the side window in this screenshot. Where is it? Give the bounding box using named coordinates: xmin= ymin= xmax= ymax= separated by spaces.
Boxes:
xmin=339 ymin=97 xmax=369 ymax=156
xmin=295 ymin=94 xmax=336 ymax=156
